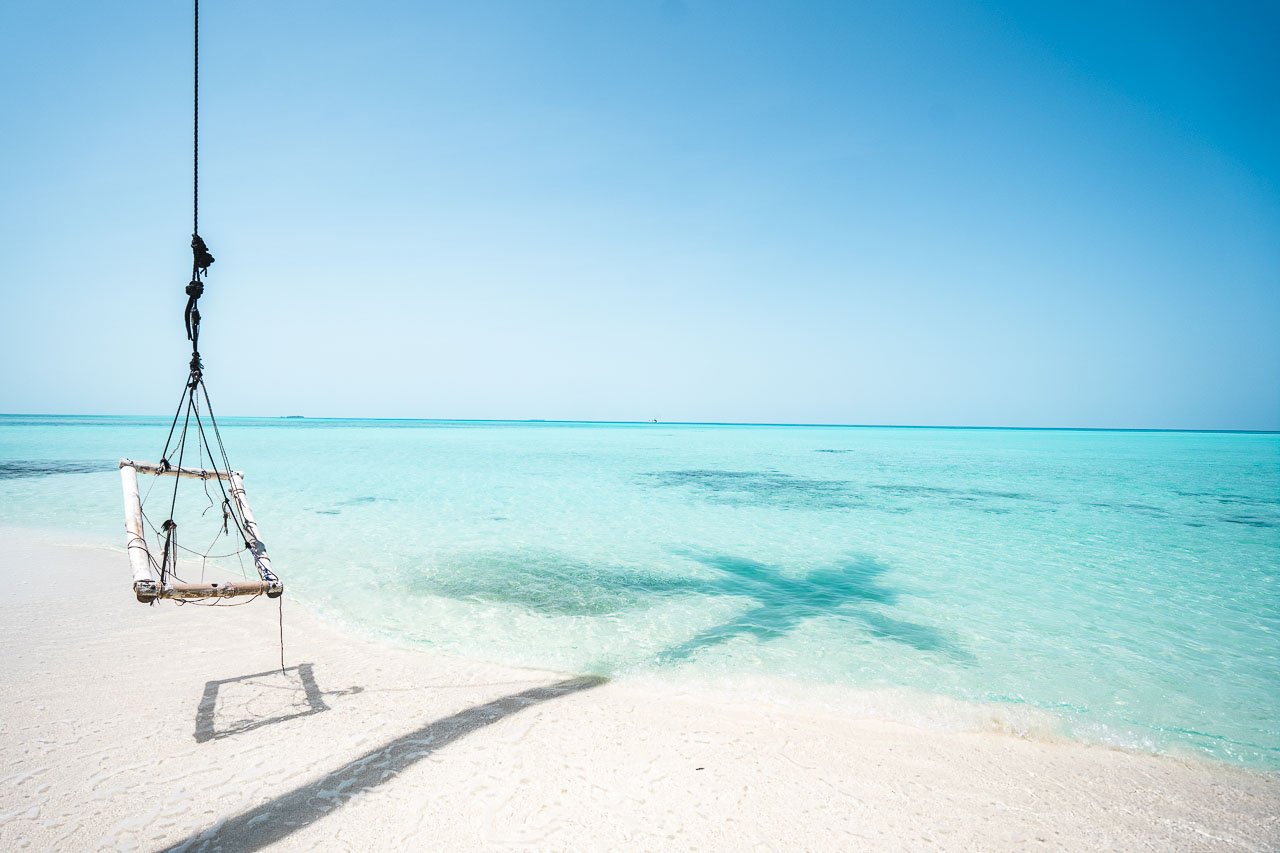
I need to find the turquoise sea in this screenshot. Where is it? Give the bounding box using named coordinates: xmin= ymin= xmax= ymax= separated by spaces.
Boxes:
xmin=2 ymin=415 xmax=1277 ymax=768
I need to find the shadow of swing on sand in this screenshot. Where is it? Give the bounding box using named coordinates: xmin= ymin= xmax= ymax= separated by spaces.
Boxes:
xmin=170 ymin=675 xmax=607 ymax=852
xmin=194 ymin=663 xmax=363 ymax=743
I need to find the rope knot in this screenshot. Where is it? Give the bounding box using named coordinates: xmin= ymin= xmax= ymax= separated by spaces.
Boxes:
xmin=191 ymin=234 xmax=214 ymax=273
xmin=188 ymin=352 xmax=204 ymax=387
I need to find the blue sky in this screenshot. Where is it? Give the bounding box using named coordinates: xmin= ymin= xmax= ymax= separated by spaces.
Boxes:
xmin=1 ymin=0 xmax=1277 ymax=429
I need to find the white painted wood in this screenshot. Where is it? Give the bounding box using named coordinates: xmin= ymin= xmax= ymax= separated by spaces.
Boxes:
xmin=229 ymin=471 xmax=283 ymax=598
xmin=119 ymin=461 xmax=157 ymax=597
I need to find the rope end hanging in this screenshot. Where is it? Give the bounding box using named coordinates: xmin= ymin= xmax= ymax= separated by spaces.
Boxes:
xmin=184 ymin=281 xmax=204 ymax=343
xmin=185 ymin=236 xmax=212 ymax=349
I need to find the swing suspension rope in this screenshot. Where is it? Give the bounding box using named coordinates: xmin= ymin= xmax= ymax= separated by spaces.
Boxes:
xmin=143 ymin=0 xmax=279 ymax=605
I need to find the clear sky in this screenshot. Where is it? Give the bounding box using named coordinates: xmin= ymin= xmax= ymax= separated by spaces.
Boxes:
xmin=1 ymin=0 xmax=1277 ymax=429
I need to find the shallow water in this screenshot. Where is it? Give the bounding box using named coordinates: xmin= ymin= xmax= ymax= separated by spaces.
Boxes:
xmin=2 ymin=414 xmax=1277 ymax=767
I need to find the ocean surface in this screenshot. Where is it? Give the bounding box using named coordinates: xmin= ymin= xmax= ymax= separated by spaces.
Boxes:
xmin=2 ymin=414 xmax=1277 ymax=768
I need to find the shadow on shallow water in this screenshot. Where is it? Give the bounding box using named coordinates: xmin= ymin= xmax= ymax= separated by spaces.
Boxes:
xmin=404 ymin=553 xmax=710 ymax=616
xmin=657 ymin=552 xmax=968 ymax=663
xmin=406 ymin=550 xmax=968 ymax=665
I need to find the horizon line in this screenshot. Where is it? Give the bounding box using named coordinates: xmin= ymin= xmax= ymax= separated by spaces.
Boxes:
xmin=1 ymin=412 xmax=1276 ymax=435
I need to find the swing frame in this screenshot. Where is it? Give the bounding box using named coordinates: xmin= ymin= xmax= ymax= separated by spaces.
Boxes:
xmin=119 ymin=0 xmax=284 ymax=607
xmin=120 ymin=458 xmax=284 ymax=603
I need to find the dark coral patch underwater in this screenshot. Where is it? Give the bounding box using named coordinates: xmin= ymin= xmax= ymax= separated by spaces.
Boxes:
xmin=641 ymin=469 xmax=861 ymax=510
xmin=0 ymin=460 xmax=115 ymax=479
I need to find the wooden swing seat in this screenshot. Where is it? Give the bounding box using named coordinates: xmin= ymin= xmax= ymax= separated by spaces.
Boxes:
xmin=120 ymin=458 xmax=284 ymax=603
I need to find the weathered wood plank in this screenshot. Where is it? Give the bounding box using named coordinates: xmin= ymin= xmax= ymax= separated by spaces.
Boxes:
xmin=119 ymin=458 xmax=234 ymax=481
xmin=160 ymin=580 xmax=278 ymax=600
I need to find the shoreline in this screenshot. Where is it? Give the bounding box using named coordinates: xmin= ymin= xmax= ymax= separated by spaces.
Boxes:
xmin=22 ymin=522 xmax=1264 ymax=773
xmin=296 ymin=600 xmax=1258 ymax=774
xmin=1 ymin=526 xmax=1277 ymax=850
xmin=41 ymin=520 xmax=1271 ymax=775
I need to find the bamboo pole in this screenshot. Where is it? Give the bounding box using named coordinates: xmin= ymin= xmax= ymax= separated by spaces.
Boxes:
xmin=229 ymin=471 xmax=283 ymax=598
xmin=120 ymin=458 xmax=234 ymax=480
xmin=119 ymin=461 xmax=159 ymax=602
xmin=160 ymin=580 xmax=277 ymax=599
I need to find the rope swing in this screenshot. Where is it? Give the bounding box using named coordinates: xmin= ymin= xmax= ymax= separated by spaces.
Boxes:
xmin=118 ymin=0 xmax=283 ymax=608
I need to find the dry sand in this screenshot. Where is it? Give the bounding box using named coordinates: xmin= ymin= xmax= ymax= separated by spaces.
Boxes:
xmin=1 ymin=528 xmax=1276 ymax=851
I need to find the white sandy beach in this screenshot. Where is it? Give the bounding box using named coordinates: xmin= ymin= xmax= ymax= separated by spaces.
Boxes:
xmin=1 ymin=527 xmax=1276 ymax=851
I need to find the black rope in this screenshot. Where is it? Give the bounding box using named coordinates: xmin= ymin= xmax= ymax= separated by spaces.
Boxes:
xmin=193 ymin=382 xmax=253 ymax=547
xmin=162 ymin=389 xmax=195 ymax=588
xmin=187 ymin=0 xmax=212 ymax=361
xmin=194 ymin=0 xmax=198 ymax=237
xmin=279 ymin=595 xmax=286 ymax=675
xmin=158 ymin=378 xmax=189 ymax=468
